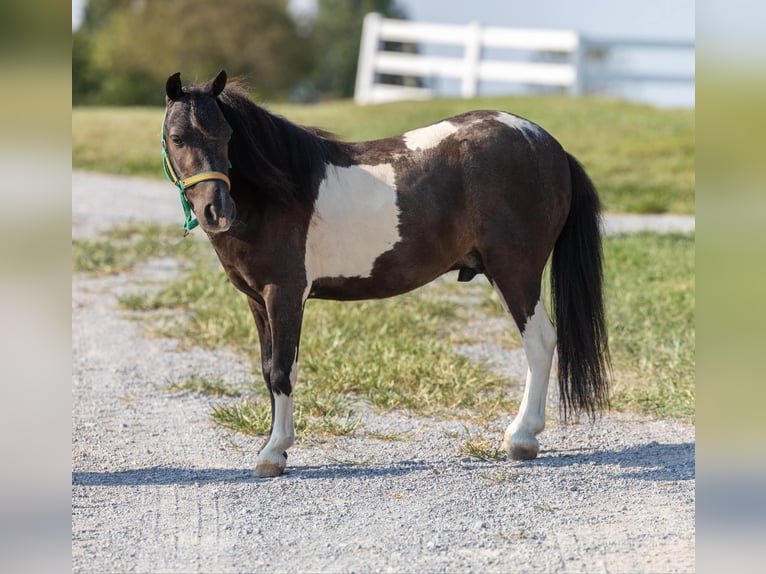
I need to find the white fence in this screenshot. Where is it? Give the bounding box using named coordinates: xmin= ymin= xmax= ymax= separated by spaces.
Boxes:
xmin=354 ymin=13 xmax=694 ymax=105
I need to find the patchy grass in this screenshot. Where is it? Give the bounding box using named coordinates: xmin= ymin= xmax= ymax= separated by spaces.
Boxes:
xmin=432 ymin=233 xmax=696 ymax=422
xmin=496 ymin=530 xmax=532 ymax=541
xmin=211 ymin=395 xmax=359 ymax=438
xmin=72 ymin=222 xmax=208 ymax=274
xmin=366 ymin=431 xmax=415 ymax=442
xmin=120 ymin=256 xmax=517 ymax=424
xmin=480 ymin=471 xmax=518 ymax=483
xmin=73 ymin=96 xmax=693 ymax=214
xmin=456 ymin=427 xmax=506 ymax=461
xmin=168 ymin=374 xmax=241 ymax=397
xmin=77 ymin=222 xmax=694 ymax=436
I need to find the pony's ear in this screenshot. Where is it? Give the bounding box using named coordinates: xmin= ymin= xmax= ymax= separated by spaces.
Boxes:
xmin=165 ymin=72 xmax=182 ymax=101
xmin=210 ymin=69 xmax=227 ymax=97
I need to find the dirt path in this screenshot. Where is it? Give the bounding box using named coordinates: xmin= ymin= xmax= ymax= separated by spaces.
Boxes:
xmin=72 ymin=171 xmax=695 ymax=573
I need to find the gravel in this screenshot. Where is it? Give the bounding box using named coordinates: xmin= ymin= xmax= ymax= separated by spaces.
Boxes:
xmin=72 ymin=171 xmax=695 ymax=573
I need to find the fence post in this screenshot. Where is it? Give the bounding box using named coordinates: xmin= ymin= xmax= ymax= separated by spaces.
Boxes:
xmin=571 ymin=32 xmax=586 ymax=97
xmin=461 ymin=21 xmax=482 ymax=99
xmin=354 ymin=12 xmax=383 ymax=105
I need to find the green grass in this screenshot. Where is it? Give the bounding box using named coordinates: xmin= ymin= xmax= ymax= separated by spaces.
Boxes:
xmin=72 ymin=96 xmax=694 ymax=214
xmin=456 ymin=427 xmax=506 ymax=461
xmin=117 ymin=255 xmax=516 ymax=421
xmin=71 ymin=222 xmax=208 ymax=274
xmin=211 ymin=394 xmax=359 ymax=438
xmin=74 ymin=222 xmax=694 ymax=436
xmin=604 ymin=232 xmax=695 ymax=420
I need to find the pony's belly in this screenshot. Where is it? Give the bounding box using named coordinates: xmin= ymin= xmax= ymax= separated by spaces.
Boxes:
xmin=308 ymin=272 xmax=436 ymax=301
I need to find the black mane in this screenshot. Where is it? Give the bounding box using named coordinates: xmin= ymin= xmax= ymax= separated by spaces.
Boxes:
xmin=197 ymin=82 xmax=351 ymax=207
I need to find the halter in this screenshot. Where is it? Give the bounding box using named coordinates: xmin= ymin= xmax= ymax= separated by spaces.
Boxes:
xmin=161 ymin=109 xmax=231 ymax=235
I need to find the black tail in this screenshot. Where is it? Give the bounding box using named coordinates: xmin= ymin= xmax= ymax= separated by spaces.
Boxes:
xmin=551 ymin=153 xmax=611 ymax=420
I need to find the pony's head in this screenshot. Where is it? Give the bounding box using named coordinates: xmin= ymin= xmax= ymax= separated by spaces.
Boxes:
xmin=163 ymin=70 xmax=236 ymax=234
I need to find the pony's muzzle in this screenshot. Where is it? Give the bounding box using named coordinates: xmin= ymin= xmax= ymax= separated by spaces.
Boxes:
xmin=199 ymin=188 xmax=236 ymax=233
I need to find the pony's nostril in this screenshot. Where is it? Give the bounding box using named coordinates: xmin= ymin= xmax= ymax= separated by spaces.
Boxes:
xmin=204 ymin=203 xmax=218 ymax=224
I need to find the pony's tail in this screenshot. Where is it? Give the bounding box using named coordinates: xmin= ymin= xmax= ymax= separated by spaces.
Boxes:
xmin=551 ymin=153 xmax=611 ymax=420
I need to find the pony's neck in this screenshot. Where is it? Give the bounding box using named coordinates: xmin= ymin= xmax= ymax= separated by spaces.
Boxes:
xmin=218 ymin=88 xmax=348 ymax=208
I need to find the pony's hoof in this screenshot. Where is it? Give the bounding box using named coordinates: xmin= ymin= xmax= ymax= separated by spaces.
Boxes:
xmin=254 ymin=452 xmax=287 ymax=478
xmin=507 ymin=437 xmax=540 ymax=461
xmin=253 ymin=461 xmax=285 ymax=478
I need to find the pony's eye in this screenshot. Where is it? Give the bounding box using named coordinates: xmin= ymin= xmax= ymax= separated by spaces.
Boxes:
xmin=170 ymin=135 xmax=184 ymax=147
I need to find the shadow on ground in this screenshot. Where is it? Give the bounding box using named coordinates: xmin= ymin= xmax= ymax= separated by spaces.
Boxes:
xmin=534 ymin=441 xmax=695 ymax=481
xmin=73 ymin=440 xmax=693 ymax=486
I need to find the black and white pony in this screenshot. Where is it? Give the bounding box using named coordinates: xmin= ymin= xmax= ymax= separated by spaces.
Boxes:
xmin=161 ymin=71 xmax=609 ymax=477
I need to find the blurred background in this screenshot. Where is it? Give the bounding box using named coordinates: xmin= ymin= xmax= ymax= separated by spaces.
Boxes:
xmin=72 ymin=0 xmax=695 ymax=108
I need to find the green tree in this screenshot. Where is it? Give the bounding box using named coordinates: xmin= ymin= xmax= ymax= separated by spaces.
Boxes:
xmin=74 ymin=0 xmax=311 ymax=105
xmin=309 ymin=0 xmax=407 ymax=98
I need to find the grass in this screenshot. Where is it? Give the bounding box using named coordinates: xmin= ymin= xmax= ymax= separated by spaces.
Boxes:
xmin=71 ymin=222 xmax=208 ymax=274
xmin=211 ymin=395 xmax=359 ymax=438
xmin=456 ymin=428 xmax=506 ymax=461
xmin=116 ymin=253 xmax=517 ymax=420
xmin=437 ymin=232 xmax=696 ymax=421
xmin=603 ymin=232 xmax=695 ymax=420
xmin=72 ymin=96 xmax=694 ymax=214
xmin=73 ymin=222 xmax=695 ymax=438
xmin=168 ymin=374 xmax=241 ymax=397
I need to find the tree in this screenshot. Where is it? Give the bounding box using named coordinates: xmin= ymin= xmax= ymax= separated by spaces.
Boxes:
xmin=74 ymin=0 xmax=312 ymax=105
xmin=309 ymin=0 xmax=407 ymax=98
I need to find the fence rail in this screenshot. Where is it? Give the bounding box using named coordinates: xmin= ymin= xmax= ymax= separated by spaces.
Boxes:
xmin=354 ymin=13 xmax=694 ymax=105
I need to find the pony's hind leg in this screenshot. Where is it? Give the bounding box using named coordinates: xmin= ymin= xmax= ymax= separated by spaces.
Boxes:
xmin=490 ymin=279 xmax=557 ymax=460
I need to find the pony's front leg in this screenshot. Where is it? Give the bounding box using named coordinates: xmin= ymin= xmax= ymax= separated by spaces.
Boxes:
xmin=253 ymin=285 xmax=305 ymax=478
xmin=247 ymin=296 xmax=275 ymax=454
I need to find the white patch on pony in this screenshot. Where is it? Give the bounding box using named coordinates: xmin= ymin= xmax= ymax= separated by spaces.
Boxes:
xmin=254 ymin=354 xmax=299 ymax=477
xmin=503 ymin=299 xmax=557 ymax=460
xmin=271 ymin=393 xmax=295 ymax=450
xmin=492 ymin=112 xmax=544 ymax=146
xmin=254 ymin=390 xmax=295 ymax=477
xmin=305 ymin=163 xmax=400 ymax=281
xmin=402 ymin=121 xmax=458 ymax=151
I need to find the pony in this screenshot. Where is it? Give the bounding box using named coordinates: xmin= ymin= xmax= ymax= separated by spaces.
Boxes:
xmin=161 ymin=70 xmax=610 ymax=477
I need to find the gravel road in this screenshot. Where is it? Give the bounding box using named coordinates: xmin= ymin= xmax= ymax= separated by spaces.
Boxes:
xmin=72 ymin=171 xmax=695 ymax=573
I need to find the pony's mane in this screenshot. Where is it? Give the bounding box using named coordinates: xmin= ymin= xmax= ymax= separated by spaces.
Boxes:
xmin=190 ymin=80 xmax=350 ymax=207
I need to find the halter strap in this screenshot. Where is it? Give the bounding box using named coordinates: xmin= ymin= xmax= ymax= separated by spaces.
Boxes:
xmin=161 ymin=108 xmax=231 ymax=235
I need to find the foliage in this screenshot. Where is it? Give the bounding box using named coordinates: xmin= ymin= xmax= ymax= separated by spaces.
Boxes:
xmin=308 ymin=0 xmax=407 ymax=98
xmin=72 ymin=0 xmax=409 ymax=105
xmin=73 ymin=0 xmax=312 ymax=105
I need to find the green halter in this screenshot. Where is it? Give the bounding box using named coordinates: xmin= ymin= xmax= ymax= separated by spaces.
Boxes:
xmin=161 ymin=109 xmax=231 ymax=235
